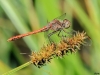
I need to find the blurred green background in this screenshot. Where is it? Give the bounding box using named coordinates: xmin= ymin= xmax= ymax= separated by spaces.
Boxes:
xmin=0 ymin=0 xmax=100 ymax=75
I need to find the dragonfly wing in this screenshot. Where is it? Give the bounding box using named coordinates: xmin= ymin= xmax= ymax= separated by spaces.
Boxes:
xmin=44 ymin=29 xmax=51 ymax=39
xmin=54 ymin=13 xmax=66 ymax=20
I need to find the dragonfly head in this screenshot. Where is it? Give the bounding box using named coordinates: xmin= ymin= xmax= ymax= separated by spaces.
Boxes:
xmin=62 ymin=19 xmax=70 ymax=29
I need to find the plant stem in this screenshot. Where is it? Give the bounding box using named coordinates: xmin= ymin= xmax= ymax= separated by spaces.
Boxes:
xmin=2 ymin=61 xmax=32 ymax=75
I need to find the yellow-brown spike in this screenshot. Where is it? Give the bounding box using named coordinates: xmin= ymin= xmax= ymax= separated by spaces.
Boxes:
xmin=30 ymin=31 xmax=89 ymax=68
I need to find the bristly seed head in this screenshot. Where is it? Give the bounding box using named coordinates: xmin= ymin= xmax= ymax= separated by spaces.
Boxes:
xmin=30 ymin=31 xmax=89 ymax=68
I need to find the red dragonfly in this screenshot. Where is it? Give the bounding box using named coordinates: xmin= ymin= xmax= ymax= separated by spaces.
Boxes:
xmin=7 ymin=13 xmax=71 ymax=42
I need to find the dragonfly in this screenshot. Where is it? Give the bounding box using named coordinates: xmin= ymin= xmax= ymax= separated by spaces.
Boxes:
xmin=7 ymin=13 xmax=71 ymax=42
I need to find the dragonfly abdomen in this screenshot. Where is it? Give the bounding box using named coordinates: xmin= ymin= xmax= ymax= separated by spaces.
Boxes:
xmin=7 ymin=26 xmax=49 ymax=41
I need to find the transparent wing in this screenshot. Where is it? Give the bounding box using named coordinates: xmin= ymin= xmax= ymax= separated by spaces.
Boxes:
xmin=54 ymin=13 xmax=66 ymax=20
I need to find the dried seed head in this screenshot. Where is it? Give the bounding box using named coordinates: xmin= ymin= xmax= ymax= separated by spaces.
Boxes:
xmin=30 ymin=31 xmax=89 ymax=68
xmin=30 ymin=43 xmax=56 ymax=68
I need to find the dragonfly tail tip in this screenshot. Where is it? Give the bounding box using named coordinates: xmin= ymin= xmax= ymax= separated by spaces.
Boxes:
xmin=7 ymin=39 xmax=11 ymax=42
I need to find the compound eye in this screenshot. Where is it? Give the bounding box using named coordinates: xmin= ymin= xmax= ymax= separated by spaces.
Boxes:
xmin=63 ymin=19 xmax=70 ymax=29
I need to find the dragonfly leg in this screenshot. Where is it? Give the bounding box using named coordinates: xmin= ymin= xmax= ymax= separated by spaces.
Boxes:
xmin=62 ymin=29 xmax=69 ymax=34
xmin=63 ymin=29 xmax=76 ymax=34
xmin=62 ymin=29 xmax=72 ymax=37
xmin=57 ymin=30 xmax=68 ymax=40
xmin=58 ymin=30 xmax=62 ymax=37
xmin=48 ymin=30 xmax=58 ymax=43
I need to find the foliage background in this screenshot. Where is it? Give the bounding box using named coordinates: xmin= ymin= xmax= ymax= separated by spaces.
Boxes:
xmin=0 ymin=0 xmax=100 ymax=75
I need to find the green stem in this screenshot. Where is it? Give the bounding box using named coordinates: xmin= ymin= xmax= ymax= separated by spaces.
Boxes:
xmin=2 ymin=61 xmax=32 ymax=75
